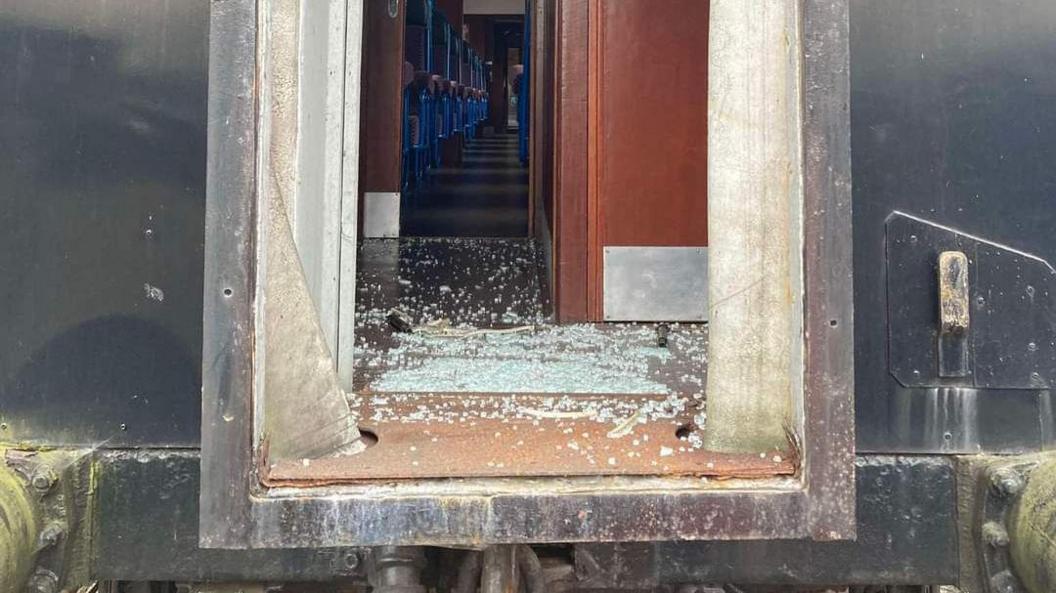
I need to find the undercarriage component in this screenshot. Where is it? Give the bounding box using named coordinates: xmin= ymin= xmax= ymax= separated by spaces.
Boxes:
xmin=482 ymin=547 xmax=517 ymax=593
xmin=1009 ymin=457 xmax=1056 ymax=593
xmin=2 ymin=449 xmax=93 ymax=593
xmin=958 ymin=454 xmax=1056 ymax=593
xmin=475 ymin=546 xmax=546 ymax=593
xmin=371 ymin=547 xmax=426 ymax=593
xmin=0 ymin=455 xmax=41 ymax=593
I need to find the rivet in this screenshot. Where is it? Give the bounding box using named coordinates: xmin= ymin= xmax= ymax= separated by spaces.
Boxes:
xmin=30 ymin=468 xmax=56 ymax=493
xmin=982 ymin=521 xmax=1009 ymax=548
xmin=991 ymin=467 xmax=1025 ymax=498
xmin=27 ymin=569 xmax=59 ymax=593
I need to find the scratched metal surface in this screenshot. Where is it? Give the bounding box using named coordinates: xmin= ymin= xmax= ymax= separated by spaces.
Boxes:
xmin=0 ymin=0 xmax=209 ymax=447
xmin=850 ymin=0 xmax=1056 ymax=453
xmin=92 ymin=451 xmax=950 ymax=584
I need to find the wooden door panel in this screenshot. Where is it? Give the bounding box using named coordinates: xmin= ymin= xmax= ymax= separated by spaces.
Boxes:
xmin=594 ymin=0 xmax=709 ymax=249
xmin=588 ymin=0 xmax=709 ymax=319
xmin=554 ymin=0 xmax=709 ymax=321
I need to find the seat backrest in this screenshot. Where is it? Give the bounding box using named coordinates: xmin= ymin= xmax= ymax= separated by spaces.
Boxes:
xmin=511 ymin=64 xmax=524 ymax=96
xmin=414 ymin=71 xmax=433 ymax=94
xmin=402 ymin=61 xmax=415 ymax=88
xmin=405 ymin=26 xmax=426 ymax=69
xmin=407 ymin=114 xmax=421 ymax=145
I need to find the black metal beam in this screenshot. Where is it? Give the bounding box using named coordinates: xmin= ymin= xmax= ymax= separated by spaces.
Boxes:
xmin=654 ymin=456 xmax=958 ymax=587
xmin=93 ymin=452 xmax=956 ymax=584
xmin=93 ymin=451 xmax=365 ymax=582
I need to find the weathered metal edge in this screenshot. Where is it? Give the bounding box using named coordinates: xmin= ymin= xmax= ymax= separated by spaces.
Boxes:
xmin=199 ymin=0 xmax=855 ymax=548
xmin=799 ymin=0 xmax=856 ymax=541
xmin=200 ymin=0 xmax=259 ymax=548
xmin=243 ymin=487 xmax=810 ymax=547
xmin=102 ymin=452 xmax=950 ymax=582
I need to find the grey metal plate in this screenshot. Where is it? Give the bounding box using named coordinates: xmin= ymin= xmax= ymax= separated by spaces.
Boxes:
xmin=887 ymin=212 xmax=1056 ymax=390
xmin=603 ymin=246 xmax=708 ymax=322
xmin=363 ymin=192 xmax=400 ymax=238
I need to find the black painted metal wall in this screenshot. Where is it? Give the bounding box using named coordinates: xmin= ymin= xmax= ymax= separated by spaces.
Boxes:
xmin=7 ymin=0 xmax=1053 ymax=584
xmin=3 ymin=0 xmax=1056 ymax=459
xmin=0 ymin=1 xmax=209 ymax=447
xmin=850 ymin=0 xmax=1056 ymax=454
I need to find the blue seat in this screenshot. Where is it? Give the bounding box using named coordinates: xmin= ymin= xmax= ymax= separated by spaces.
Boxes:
xmin=438 ymin=80 xmax=452 ymax=141
xmin=452 ymin=84 xmax=464 ymax=140
xmin=400 ymin=61 xmax=415 ymax=191
xmin=460 ymin=86 xmax=474 ymax=140
xmin=410 ymin=71 xmax=433 ymax=182
xmin=431 ymin=74 xmax=444 ymax=168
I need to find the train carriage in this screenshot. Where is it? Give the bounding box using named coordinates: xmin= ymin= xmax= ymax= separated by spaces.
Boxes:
xmin=3 ymin=2 xmax=1056 ymax=593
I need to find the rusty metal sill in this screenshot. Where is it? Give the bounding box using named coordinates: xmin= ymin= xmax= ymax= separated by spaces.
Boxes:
xmin=236 ymin=475 xmax=811 ymax=547
xmin=261 ymin=392 xmax=797 ymax=486
xmin=259 ymin=474 xmax=804 ymax=499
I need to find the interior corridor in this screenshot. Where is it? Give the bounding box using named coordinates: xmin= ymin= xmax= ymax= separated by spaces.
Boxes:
xmin=400 ymin=133 xmax=528 ymax=237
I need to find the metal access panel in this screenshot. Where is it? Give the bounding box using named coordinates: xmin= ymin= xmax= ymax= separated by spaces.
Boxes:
xmin=850 ymin=0 xmax=1056 ymax=454
xmin=0 ymin=0 xmax=209 ymax=449
xmin=199 ymin=0 xmax=854 ymax=549
xmin=603 ymin=247 xmax=708 ymax=322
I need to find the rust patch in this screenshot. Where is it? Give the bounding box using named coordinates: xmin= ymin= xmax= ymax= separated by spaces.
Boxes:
xmin=938 ymin=250 xmax=970 ymax=334
xmin=263 ymin=392 xmax=794 ymax=485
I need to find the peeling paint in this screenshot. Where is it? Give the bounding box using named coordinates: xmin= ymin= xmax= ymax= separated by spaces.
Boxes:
xmin=143 ymin=283 xmax=165 ymax=302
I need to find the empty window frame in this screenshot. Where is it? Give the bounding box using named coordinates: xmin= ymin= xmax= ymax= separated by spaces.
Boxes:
xmin=200 ymin=0 xmax=854 ymax=549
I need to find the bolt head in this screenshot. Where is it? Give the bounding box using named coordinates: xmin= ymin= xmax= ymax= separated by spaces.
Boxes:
xmin=344 ymin=552 xmax=361 ymax=570
xmin=982 ymin=521 xmax=1010 ymax=548
xmin=37 ymin=522 xmax=65 ymax=550
xmin=990 ymin=570 xmax=1021 ymax=593
xmin=27 ymin=569 xmax=59 ymax=593
xmin=30 ymin=469 xmax=56 ymax=492
xmin=991 ymin=467 xmax=1025 ymax=498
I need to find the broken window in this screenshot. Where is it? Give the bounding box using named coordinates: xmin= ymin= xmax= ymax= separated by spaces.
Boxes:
xmin=200 ymin=0 xmax=853 ymax=548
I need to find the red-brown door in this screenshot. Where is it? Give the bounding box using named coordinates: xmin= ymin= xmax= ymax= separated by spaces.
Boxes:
xmin=554 ymin=0 xmax=709 ymax=322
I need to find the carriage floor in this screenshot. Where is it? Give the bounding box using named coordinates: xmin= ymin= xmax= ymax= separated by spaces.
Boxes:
xmin=282 ymin=134 xmax=797 ymax=483
xmin=352 ymin=237 xmax=707 ymax=398
xmin=401 ymin=133 xmax=529 ymax=237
